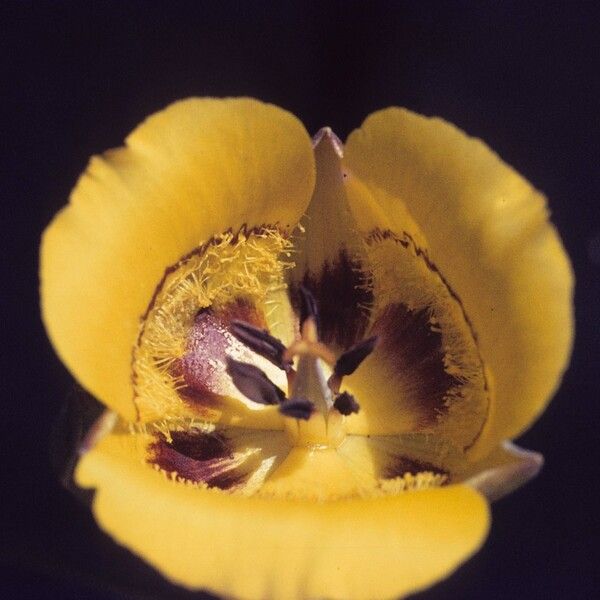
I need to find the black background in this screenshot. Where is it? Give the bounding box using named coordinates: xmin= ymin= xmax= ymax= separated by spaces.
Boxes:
xmin=2 ymin=1 xmax=599 ymax=598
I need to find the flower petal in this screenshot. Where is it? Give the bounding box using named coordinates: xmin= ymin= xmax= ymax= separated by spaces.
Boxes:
xmin=41 ymin=98 xmax=315 ymax=420
xmin=289 ymin=132 xmax=489 ymax=445
xmin=338 ymin=177 xmax=489 ymax=447
xmin=147 ymin=426 xmax=291 ymax=493
xmin=76 ymin=431 xmax=489 ymax=600
xmin=345 ymin=108 xmax=573 ymax=457
xmin=289 ymin=128 xmax=373 ymax=351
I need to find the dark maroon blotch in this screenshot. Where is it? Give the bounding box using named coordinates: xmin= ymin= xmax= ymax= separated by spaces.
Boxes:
xmin=217 ymin=296 xmax=267 ymax=329
xmin=168 ymin=430 xmax=232 ymax=461
xmin=175 ymin=299 xmax=271 ymax=409
xmin=148 ymin=430 xmax=249 ymax=490
xmin=371 ymin=303 xmax=462 ymax=426
xmin=292 ymin=250 xmax=373 ymax=349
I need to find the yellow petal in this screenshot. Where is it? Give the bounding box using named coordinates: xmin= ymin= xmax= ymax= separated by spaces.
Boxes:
xmin=345 ymin=108 xmax=573 ymax=458
xmin=257 ymin=446 xmax=379 ymax=500
xmin=76 ymin=431 xmax=489 ymax=600
xmin=289 ymin=128 xmax=372 ymax=351
xmin=341 ymin=177 xmax=489 ymax=448
xmin=292 ymin=134 xmax=489 ymax=447
xmin=41 ymin=98 xmax=315 ymax=420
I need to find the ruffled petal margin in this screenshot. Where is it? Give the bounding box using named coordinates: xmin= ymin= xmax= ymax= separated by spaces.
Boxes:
xmin=76 ymin=430 xmax=489 ymax=600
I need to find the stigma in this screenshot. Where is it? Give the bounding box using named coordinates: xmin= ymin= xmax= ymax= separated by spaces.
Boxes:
xmin=226 ymin=286 xmax=376 ymax=449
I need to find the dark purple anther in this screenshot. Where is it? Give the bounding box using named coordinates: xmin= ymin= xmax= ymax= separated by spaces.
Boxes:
xmin=333 ymin=391 xmax=360 ymax=416
xmin=229 ymin=320 xmax=291 ymax=371
xmin=279 ymin=397 xmax=314 ymax=420
xmin=299 ymin=284 xmax=319 ymax=330
xmin=333 ymin=336 xmax=378 ymax=378
xmin=225 ymin=358 xmax=286 ymax=406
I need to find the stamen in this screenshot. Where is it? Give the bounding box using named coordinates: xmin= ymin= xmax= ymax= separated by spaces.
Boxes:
xmin=333 ymin=336 xmax=378 ymax=377
xmin=301 ymin=316 xmax=319 ymax=344
xmin=282 ymin=285 xmax=337 ymax=364
xmin=328 ymin=335 xmax=378 ymax=393
xmin=283 ymin=339 xmax=336 ymax=366
xmin=225 ymin=358 xmax=286 ymax=405
xmin=279 ymin=398 xmax=315 ymax=420
xmin=333 ymin=391 xmax=360 ymax=415
xmin=299 ymin=284 xmax=319 ymax=330
xmin=230 ymin=320 xmax=292 ymax=371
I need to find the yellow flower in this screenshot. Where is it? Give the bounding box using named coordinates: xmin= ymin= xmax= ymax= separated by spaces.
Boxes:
xmin=40 ymin=98 xmax=573 ymax=600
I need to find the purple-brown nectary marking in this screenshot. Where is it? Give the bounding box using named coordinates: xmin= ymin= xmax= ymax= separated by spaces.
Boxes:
xmin=175 ymin=299 xmax=268 ymax=407
xmin=293 ymin=250 xmax=373 ymax=349
xmin=370 ymin=303 xmax=462 ymax=427
xmin=148 ymin=430 xmax=249 ymax=490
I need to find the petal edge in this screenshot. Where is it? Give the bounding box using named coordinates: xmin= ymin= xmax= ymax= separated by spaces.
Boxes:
xmin=345 ymin=108 xmax=573 ymax=457
xmin=41 ymin=98 xmax=315 ymax=419
xmin=77 ymin=431 xmax=490 ymax=600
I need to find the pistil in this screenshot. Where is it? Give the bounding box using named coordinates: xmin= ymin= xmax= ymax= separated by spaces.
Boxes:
xmin=285 ymin=350 xmax=345 ymax=448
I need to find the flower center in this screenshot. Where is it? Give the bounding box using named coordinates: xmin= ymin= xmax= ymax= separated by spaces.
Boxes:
xmin=134 ymin=221 xmax=489 ymax=499
xmin=284 ymin=352 xmax=344 ymax=448
xmin=221 ymin=286 xmax=377 ymax=449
